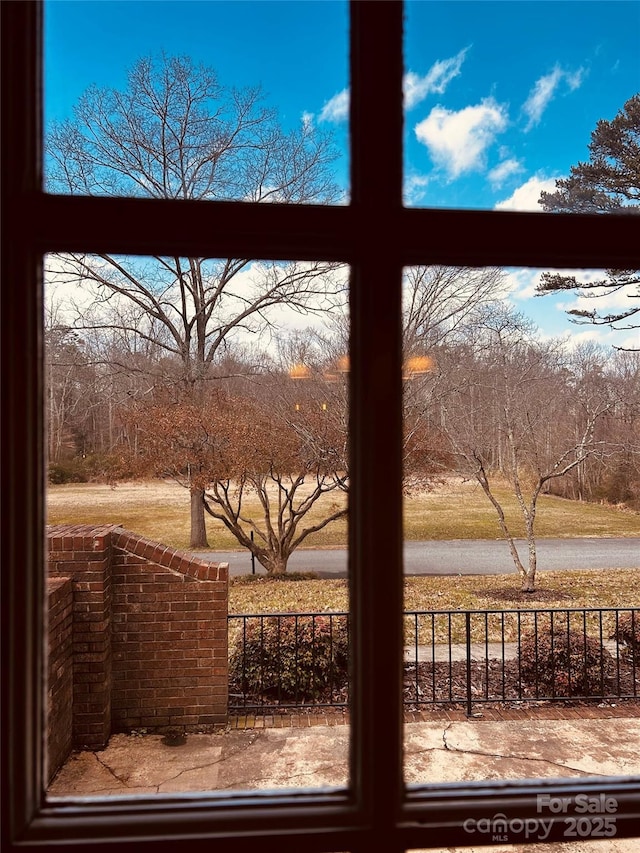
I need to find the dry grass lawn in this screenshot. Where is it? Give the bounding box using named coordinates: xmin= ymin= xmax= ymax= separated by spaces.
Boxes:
xmin=229 ymin=569 xmax=640 ymax=643
xmin=46 ymin=477 xmax=639 ymax=552
xmin=47 ymin=478 xmax=639 ymax=642
xmin=229 ymin=569 xmax=640 ymax=615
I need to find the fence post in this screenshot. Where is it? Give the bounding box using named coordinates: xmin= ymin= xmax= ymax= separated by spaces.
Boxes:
xmin=465 ymin=611 xmax=472 ymax=717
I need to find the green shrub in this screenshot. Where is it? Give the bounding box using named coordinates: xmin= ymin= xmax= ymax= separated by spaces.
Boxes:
xmin=229 ymin=615 xmax=349 ymax=703
xmin=518 ymin=629 xmax=613 ymax=697
xmin=48 ymin=453 xmax=141 ymax=484
xmin=611 ymin=612 xmax=640 ymax=665
xmin=48 ymin=459 xmax=89 ymax=484
xmin=81 ymin=452 xmax=141 ymax=481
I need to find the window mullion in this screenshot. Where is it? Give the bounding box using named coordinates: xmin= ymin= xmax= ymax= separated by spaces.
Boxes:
xmin=1 ymin=0 xmax=45 ymax=843
xmin=349 ymin=0 xmax=405 ymax=843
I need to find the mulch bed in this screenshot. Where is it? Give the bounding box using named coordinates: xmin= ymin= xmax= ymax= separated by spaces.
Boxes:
xmin=228 ymin=678 xmax=349 ymax=711
xmin=403 ymin=659 xmax=639 ymax=711
xmin=480 ymin=586 xmax=575 ymax=603
xmin=230 ymin=659 xmax=639 ymax=713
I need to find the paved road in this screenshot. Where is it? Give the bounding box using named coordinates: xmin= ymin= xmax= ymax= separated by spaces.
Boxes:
xmin=193 ymin=537 xmax=639 ymax=578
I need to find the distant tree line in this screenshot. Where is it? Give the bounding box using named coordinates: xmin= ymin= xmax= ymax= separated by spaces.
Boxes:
xmin=46 ymin=267 xmax=640 ymax=590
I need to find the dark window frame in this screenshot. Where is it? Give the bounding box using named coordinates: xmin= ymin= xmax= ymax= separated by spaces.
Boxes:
xmin=2 ymin=2 xmax=639 ymax=850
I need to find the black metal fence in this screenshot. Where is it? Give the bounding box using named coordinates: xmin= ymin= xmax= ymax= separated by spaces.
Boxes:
xmin=228 ymin=608 xmax=639 ymax=714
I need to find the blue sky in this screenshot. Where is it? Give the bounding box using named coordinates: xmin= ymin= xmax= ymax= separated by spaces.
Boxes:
xmin=404 ymin=1 xmax=639 ymax=211
xmin=45 ymin=0 xmax=640 ymax=347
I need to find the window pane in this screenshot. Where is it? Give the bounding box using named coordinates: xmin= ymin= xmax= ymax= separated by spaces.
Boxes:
xmin=404 ymin=1 xmax=640 ymax=212
xmin=44 ymin=0 xmax=349 ymax=203
xmin=44 ymin=252 xmax=351 ymax=796
xmin=402 ymin=264 xmax=640 ymax=787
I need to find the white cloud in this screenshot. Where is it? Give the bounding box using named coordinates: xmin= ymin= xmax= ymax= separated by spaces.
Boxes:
xmin=319 ymin=88 xmax=349 ymax=123
xmin=523 ymin=67 xmax=563 ymax=129
xmin=505 ymin=267 xmax=637 ymax=347
xmin=301 ymin=111 xmax=315 ymax=133
xmin=508 ymin=268 xmax=631 ymax=310
xmin=403 ymin=173 xmax=430 ymax=205
xmin=522 ymin=65 xmax=586 ymax=129
xmin=500 ymin=266 xmax=638 ymax=350
xmin=505 ymin=267 xmax=599 ymax=304
xmin=488 ymin=158 xmax=523 ymax=188
xmin=404 ymin=47 xmax=469 ymax=109
xmin=502 ymin=267 xmax=542 ymax=301
xmin=558 ymin=275 xmax=638 ymax=316
xmin=414 ymin=98 xmax=508 ymax=179
xmin=44 ymin=253 xmax=110 ymax=318
xmin=559 ymin=324 xmax=639 ymax=351
xmin=495 ymin=175 xmax=558 ymax=211
xmin=564 ymin=68 xmax=585 ymax=91
xmin=316 ymin=45 xmax=471 ymax=124
xmin=318 ymin=47 xmax=468 ymax=126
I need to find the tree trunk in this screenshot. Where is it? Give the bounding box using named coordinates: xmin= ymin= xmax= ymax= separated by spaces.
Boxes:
xmin=521 ymin=531 xmax=537 ymax=592
xmin=260 ymin=552 xmax=289 ymax=575
xmin=521 ymin=569 xmax=536 ymax=593
xmin=189 ymin=486 xmax=209 ymax=548
xmin=474 ymin=470 xmax=528 ymax=579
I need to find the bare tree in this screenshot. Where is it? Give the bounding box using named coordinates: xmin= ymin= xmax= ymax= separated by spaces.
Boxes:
xmin=574 ymin=346 xmax=640 ymax=506
xmin=209 ymin=371 xmax=349 ymax=576
xmin=45 ymin=322 xmax=91 ymax=464
xmin=401 ymin=265 xmax=505 ymax=490
xmin=439 ymin=305 xmax=612 ymax=592
xmin=403 ymin=265 xmax=506 ymax=352
xmin=123 ymin=372 xmax=348 ymax=575
xmin=46 ymin=54 xmax=345 ymax=546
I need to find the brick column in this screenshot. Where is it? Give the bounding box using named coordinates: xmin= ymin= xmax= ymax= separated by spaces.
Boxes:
xmin=46 ymin=577 xmax=73 ymax=782
xmin=48 ymin=525 xmax=115 ymax=749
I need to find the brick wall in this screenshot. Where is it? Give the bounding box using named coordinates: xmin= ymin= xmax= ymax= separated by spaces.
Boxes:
xmin=110 ymin=531 xmax=228 ymax=732
xmin=47 ymin=524 xmax=228 ymax=764
xmin=47 ymin=577 xmax=73 ymax=784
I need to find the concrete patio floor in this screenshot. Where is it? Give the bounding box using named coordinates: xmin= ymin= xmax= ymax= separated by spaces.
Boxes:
xmin=47 ymin=706 xmax=640 ymax=850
